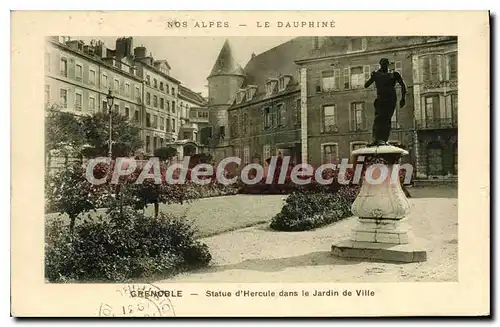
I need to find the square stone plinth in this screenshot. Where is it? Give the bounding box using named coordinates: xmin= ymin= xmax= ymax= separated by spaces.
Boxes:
xmin=331 ymin=240 xmax=427 ymax=263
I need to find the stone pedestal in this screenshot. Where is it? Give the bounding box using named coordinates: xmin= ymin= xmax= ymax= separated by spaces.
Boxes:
xmin=332 ymin=145 xmax=427 ymax=263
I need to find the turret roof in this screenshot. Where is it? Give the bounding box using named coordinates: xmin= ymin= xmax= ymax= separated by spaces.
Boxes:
xmin=208 ymin=39 xmax=245 ymax=78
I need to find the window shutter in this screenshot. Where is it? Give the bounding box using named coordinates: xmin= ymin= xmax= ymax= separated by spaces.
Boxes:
xmin=334 ymin=69 xmax=340 ymax=90
xmin=445 ymin=95 xmax=452 ymax=119
xmin=421 ymin=57 xmax=429 ymax=82
xmin=343 ymin=67 xmax=350 ymax=90
xmin=361 ymin=37 xmax=367 ymax=50
xmin=364 ymin=65 xmax=371 ymax=81
xmin=349 ymin=103 xmax=353 ymax=131
xmin=362 ymin=102 xmax=368 ymax=130
xmin=437 ymin=55 xmax=444 ymax=81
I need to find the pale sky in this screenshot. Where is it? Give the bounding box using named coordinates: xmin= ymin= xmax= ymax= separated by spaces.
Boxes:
xmin=77 ymin=36 xmax=294 ymax=96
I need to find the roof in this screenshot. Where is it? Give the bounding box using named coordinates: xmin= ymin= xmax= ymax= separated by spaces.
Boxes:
xmin=208 ymin=39 xmax=245 ymax=78
xmin=179 ymin=85 xmax=208 ymax=106
xmin=227 ymin=37 xmax=312 ymax=109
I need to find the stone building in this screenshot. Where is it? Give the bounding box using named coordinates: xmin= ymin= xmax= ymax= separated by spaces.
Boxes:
xmin=206 ymin=38 xmax=312 ymax=166
xmin=165 ymin=85 xmax=209 ymax=157
xmin=45 ymin=36 xmax=204 ymax=159
xmin=296 ymin=36 xmax=457 ymax=177
xmin=206 ymin=40 xmax=246 ymax=163
xmin=45 ymin=36 xmax=143 ymax=120
xmin=130 ymin=39 xmax=182 ymax=154
xmin=411 ymin=39 xmax=458 ymax=179
xmin=205 ymin=36 xmax=458 ymax=179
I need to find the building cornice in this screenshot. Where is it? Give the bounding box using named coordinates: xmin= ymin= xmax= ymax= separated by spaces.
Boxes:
xmin=48 ymin=40 xmax=144 ymax=82
xmin=294 ymin=39 xmax=457 ymax=65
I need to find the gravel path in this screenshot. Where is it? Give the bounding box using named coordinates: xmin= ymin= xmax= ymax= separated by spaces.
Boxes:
xmin=156 ymin=198 xmax=458 ymax=283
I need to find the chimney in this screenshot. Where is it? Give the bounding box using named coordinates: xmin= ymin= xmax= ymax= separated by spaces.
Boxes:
xmin=134 ymin=46 xmax=147 ymax=58
xmin=115 ymin=37 xmax=127 ymax=59
xmin=125 ymin=37 xmax=133 ymax=57
xmin=95 ymin=41 xmax=107 ymax=58
xmin=251 ymin=52 xmax=256 ymax=60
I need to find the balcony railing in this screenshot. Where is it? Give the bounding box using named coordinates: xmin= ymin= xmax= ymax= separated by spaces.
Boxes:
xmin=416 ymin=118 xmax=457 ymax=129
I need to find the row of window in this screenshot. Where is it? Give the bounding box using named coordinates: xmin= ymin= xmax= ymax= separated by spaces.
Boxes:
xmin=46 ymin=85 xmax=151 ymax=124
xmin=190 ymin=110 xmax=209 ymax=119
xmin=318 ymin=62 xmax=403 ymax=93
xmin=145 ymin=75 xmax=176 ymax=96
xmin=145 ymin=112 xmax=176 ymax=133
xmin=313 ymin=37 xmax=368 ymax=53
xmin=52 ymin=55 xmax=143 ymax=100
xmin=319 ymin=102 xmax=397 ymax=133
xmin=231 ymin=140 xmax=387 ymax=166
xmin=420 ymin=53 xmax=457 ymax=82
xmin=145 ymin=92 xmax=176 ymax=113
xmin=226 ymin=92 xmax=458 ymax=140
xmin=230 ymin=99 xmax=302 ymax=138
xmin=47 ymin=53 xmax=183 ymax=104
xmin=145 ymin=135 xmax=168 ymax=153
xmin=322 ymin=141 xmax=402 ymax=164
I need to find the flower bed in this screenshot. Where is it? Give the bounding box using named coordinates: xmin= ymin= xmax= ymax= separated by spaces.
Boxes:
xmin=45 ymin=207 xmax=211 ymax=282
xmin=269 ymin=186 xmax=359 ymax=232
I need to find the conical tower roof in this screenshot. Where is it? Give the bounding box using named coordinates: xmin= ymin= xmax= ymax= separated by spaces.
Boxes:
xmin=208 ymin=39 xmax=245 ymax=78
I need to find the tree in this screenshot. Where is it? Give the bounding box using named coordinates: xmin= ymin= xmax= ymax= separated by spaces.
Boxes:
xmin=80 ymin=111 xmax=143 ymax=158
xmin=45 ymin=163 xmax=108 ymax=233
xmin=45 ymin=110 xmax=87 ymax=170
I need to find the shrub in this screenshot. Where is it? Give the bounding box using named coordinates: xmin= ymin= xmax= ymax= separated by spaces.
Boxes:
xmin=45 ymin=207 xmax=212 ymax=282
xmin=270 ymin=186 xmax=359 ymax=232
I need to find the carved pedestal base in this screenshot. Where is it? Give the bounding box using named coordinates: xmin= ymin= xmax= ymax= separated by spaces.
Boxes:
xmin=352 ymin=218 xmax=410 ymax=244
xmin=331 ymin=145 xmax=427 ymax=263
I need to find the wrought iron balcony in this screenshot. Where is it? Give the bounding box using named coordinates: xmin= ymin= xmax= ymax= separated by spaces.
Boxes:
xmin=416 ymin=118 xmax=457 ymax=130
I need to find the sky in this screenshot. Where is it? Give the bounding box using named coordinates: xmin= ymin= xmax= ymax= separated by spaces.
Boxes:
xmin=77 ymin=36 xmax=294 ymax=96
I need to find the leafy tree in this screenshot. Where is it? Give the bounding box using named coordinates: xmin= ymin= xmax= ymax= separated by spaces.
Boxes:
xmin=45 ymin=110 xmax=86 ymax=152
xmin=80 ymin=111 xmax=143 ymax=158
xmin=45 ymin=110 xmax=87 ymax=170
xmin=45 ymin=163 xmax=109 ymax=233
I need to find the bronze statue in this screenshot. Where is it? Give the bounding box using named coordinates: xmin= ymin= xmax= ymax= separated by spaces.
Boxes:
xmin=364 ymin=58 xmax=407 ymax=146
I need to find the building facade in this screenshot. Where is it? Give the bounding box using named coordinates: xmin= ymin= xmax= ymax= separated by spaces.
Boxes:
xmin=205 ymin=36 xmax=458 ymax=179
xmin=411 ymin=40 xmax=458 ymax=179
xmin=45 ymin=36 xmax=203 ymax=158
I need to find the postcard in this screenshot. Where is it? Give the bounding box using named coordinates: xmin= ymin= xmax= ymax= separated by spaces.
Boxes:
xmin=11 ymin=10 xmax=490 ymax=317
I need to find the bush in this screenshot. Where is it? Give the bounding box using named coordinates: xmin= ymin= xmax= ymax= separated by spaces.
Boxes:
xmin=45 ymin=207 xmax=212 ymax=282
xmin=270 ymin=186 xmax=359 ymax=232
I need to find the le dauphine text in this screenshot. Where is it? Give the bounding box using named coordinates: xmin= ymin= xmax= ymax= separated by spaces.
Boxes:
xmin=165 ymin=20 xmax=336 ymax=29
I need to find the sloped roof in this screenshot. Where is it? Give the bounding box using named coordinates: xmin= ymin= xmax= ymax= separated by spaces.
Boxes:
xmin=241 ymin=36 xmax=312 ymax=89
xmin=179 ymin=85 xmax=208 ymax=106
xmin=227 ymin=37 xmax=312 ymax=109
xmin=208 ymin=39 xmax=245 ymax=78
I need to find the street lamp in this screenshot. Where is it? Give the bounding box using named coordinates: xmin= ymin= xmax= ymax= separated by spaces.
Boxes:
xmin=106 ymin=90 xmax=115 ymax=159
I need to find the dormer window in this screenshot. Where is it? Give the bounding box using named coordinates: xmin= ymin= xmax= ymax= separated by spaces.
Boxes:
xmin=236 ymin=89 xmax=245 ymax=104
xmin=246 ymin=85 xmax=257 ymax=101
xmin=266 ymin=79 xmax=278 ymax=95
xmin=278 ymin=75 xmax=292 ymax=91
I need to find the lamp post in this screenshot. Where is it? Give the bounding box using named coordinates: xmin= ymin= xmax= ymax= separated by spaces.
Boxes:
xmin=106 ymin=90 xmax=115 ymax=160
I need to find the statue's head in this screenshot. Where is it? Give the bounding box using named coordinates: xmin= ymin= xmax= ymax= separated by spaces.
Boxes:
xmin=379 ymin=58 xmax=390 ymax=70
